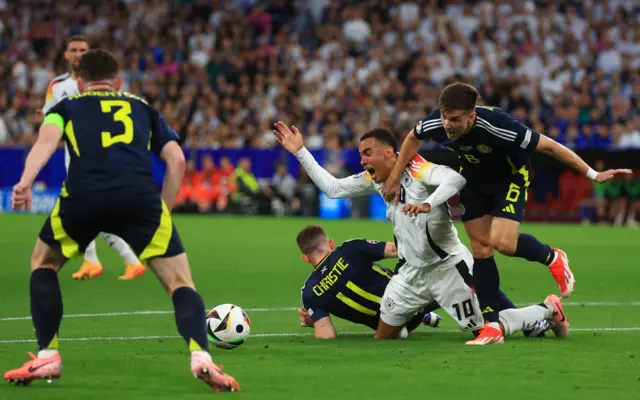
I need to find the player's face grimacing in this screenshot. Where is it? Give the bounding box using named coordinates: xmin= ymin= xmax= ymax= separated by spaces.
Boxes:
xmin=441 ymin=108 xmax=476 ymax=140
xmin=65 ymin=41 xmax=89 ymax=73
xmin=358 ymin=138 xmax=395 ymax=183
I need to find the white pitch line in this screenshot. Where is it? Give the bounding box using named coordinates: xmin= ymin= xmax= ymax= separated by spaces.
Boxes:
xmin=1 ymin=327 xmax=640 ymax=344
xmin=0 ymin=307 xmax=299 ymax=322
xmin=1 ymin=302 xmax=640 ymax=322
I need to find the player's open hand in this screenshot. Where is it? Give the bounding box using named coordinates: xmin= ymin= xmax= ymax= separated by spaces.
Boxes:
xmin=273 ymin=121 xmax=304 ymax=154
xmin=402 ymin=203 xmax=431 ymax=217
xmin=297 ymin=307 xmax=313 ymax=327
xmin=595 ymin=169 xmax=633 ymax=183
xmin=381 ymin=179 xmax=401 ymax=204
xmin=11 ymin=182 xmax=32 ymax=211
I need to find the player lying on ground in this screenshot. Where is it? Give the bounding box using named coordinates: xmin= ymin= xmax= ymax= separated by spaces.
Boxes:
xmin=42 ymin=35 xmax=145 ymax=281
xmin=4 ymin=49 xmax=239 ymax=392
xmin=294 ymin=225 xmax=563 ymax=340
xmin=381 ymin=82 xmax=631 ymax=345
xmin=295 ymin=225 xmax=442 ymax=339
xmin=274 ymin=123 xmax=567 ymax=343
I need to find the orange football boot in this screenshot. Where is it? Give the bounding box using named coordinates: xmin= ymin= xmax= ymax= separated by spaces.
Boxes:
xmin=545 ymin=294 xmax=570 ymax=338
xmin=4 ymin=352 xmax=62 ymax=385
xmin=548 ymin=249 xmax=575 ymax=298
xmin=190 ymin=351 xmax=240 ymax=392
xmin=465 ymin=322 xmax=505 ymax=345
xmin=71 ymin=261 xmax=104 ymax=280
xmin=118 ymin=263 xmax=146 ymax=280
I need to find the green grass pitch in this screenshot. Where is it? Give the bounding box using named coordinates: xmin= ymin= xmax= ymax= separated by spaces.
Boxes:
xmin=0 ymin=214 xmax=639 ymax=399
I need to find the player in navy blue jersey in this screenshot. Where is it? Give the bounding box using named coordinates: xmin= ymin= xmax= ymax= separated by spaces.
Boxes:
xmin=296 ymin=225 xmax=437 ymax=338
xmin=382 ymin=82 xmax=630 ymax=345
xmin=5 ymin=49 xmax=239 ymax=391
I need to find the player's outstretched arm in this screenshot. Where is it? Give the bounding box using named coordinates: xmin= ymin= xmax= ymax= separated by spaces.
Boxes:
xmin=12 ymin=122 xmax=64 ymax=210
xmin=313 ymin=316 xmax=337 ymax=339
xmin=382 ymin=129 xmax=421 ymax=202
xmin=159 ymin=141 xmax=186 ymax=209
xmin=536 ymin=135 xmax=632 ymax=183
xmin=273 ymin=122 xmax=377 ymax=198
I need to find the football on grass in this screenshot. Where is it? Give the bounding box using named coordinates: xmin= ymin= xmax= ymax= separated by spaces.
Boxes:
xmin=206 ymin=304 xmax=251 ymax=349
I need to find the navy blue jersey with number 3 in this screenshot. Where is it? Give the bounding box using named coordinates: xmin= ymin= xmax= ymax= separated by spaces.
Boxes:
xmin=46 ymin=91 xmax=179 ymax=195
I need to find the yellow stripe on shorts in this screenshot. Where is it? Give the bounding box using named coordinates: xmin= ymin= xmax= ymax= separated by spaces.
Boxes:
xmin=139 ymin=201 xmax=172 ymax=261
xmin=50 ymin=199 xmax=79 ymax=258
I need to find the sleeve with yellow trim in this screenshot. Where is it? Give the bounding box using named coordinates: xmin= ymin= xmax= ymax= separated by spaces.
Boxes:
xmin=150 ymin=107 xmax=180 ymax=156
xmin=295 ymin=147 xmax=378 ymax=198
xmin=419 ymin=162 xmax=467 ymax=208
xmin=42 ymin=101 xmax=70 ymax=131
xmin=342 ymin=239 xmax=386 ymax=264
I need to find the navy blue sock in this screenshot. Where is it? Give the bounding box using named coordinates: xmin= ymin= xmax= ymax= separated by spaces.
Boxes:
xmin=30 ymin=269 xmax=63 ymax=350
xmin=422 ymin=300 xmax=440 ymax=314
xmin=497 ymin=289 xmax=517 ymax=310
xmin=473 ymin=256 xmax=500 ymax=323
xmin=172 ymin=287 xmax=208 ymax=352
xmin=514 ymin=233 xmax=555 ymax=266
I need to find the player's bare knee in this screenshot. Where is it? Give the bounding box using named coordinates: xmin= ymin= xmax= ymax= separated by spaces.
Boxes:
xmin=490 ymin=233 xmax=517 ymax=256
xmin=30 ymin=240 xmax=66 ymax=272
xmin=470 ymin=241 xmax=493 ymax=258
xmin=469 ymin=236 xmax=493 ymax=257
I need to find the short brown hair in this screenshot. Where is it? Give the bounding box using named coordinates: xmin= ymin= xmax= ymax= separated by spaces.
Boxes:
xmin=78 ymin=49 xmax=119 ymax=82
xmin=66 ymin=35 xmax=89 ymax=49
xmin=438 ymin=82 xmax=479 ymax=112
xmin=296 ymin=225 xmax=328 ymax=255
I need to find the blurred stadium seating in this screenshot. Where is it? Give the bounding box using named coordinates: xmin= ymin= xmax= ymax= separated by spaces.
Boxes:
xmin=0 ymin=0 xmax=638 ymax=224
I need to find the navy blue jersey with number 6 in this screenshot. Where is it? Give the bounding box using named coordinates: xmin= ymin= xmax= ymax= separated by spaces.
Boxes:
xmin=45 ymin=90 xmax=179 ymax=195
xmin=414 ymin=106 xmax=540 ymax=182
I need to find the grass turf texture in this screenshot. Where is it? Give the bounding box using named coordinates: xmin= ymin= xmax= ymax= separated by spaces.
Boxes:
xmin=0 ymin=214 xmax=639 ymax=399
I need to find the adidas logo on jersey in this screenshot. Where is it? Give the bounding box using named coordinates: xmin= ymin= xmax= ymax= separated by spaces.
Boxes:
xmin=481 ymin=306 xmax=494 ymax=314
xmin=502 ymin=204 xmax=516 ymax=214
xmin=465 ymin=320 xmax=478 ymax=330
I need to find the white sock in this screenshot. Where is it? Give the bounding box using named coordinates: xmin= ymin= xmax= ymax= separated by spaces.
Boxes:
xmin=37 ymin=349 xmax=59 ymax=358
xmin=488 ymin=322 xmax=501 ymax=330
xmin=398 ymin=327 xmax=409 ymax=339
xmin=101 ymin=233 xmax=140 ymax=265
xmin=499 ymin=305 xmax=552 ymax=337
xmin=84 ymin=240 xmax=100 ymax=264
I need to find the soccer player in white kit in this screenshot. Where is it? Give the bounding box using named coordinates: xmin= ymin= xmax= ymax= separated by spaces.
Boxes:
xmin=273 ymin=122 xmax=569 ymax=343
xmin=42 ymin=36 xmax=145 ymax=280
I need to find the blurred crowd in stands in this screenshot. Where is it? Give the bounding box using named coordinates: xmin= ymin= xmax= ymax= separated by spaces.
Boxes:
xmin=0 ymin=0 xmax=638 ymax=223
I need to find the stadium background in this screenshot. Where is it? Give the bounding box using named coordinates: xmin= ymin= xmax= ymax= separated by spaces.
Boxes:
xmin=1 ymin=1 xmax=640 ymax=398
xmin=0 ymin=0 xmax=639 ymax=225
